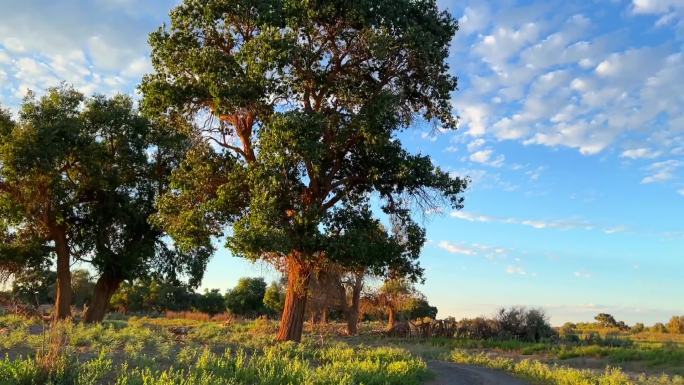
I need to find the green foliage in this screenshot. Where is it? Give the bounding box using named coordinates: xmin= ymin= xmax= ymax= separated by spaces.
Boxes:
xmin=11 ymin=265 xmax=57 ymax=305
xmin=110 ymin=278 xmax=227 ymax=315
xmin=405 ymin=298 xmax=438 ymax=320
xmin=263 ymin=281 xmax=285 ymax=316
xmin=495 ymin=307 xmax=555 ymax=342
xmin=194 ymin=289 xmax=226 ymax=316
xmin=224 ymin=277 xmax=267 ymax=317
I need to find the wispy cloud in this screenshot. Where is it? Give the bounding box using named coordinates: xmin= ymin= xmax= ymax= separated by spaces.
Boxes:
xmin=621 ymin=148 xmax=661 ymax=159
xmin=437 ymin=241 xmax=508 ymax=260
xmin=574 ymin=271 xmax=592 ymax=279
xmin=641 ymin=160 xmax=682 ymax=184
xmin=450 ymin=209 xmax=632 ymax=235
xmin=603 ymin=225 xmax=627 ymax=234
xmin=506 ymin=265 xmax=536 ymax=277
xmin=437 ymin=241 xmax=477 ymax=256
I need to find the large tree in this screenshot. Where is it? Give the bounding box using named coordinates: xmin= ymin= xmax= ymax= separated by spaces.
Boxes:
xmin=145 ymin=0 xmax=466 ymax=341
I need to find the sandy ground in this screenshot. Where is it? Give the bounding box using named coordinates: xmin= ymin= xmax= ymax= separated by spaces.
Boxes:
xmin=427 ymin=360 xmax=530 ymax=385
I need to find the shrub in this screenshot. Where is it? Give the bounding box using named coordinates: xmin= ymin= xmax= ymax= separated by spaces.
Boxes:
xmin=632 ymin=323 xmax=645 ymax=334
xmin=652 ymin=323 xmax=668 ymax=333
xmin=668 ymin=316 xmax=684 ymax=334
xmin=494 ymin=307 xmax=555 ymax=342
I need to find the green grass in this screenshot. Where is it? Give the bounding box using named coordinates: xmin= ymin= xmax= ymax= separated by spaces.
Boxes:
xmin=0 ymin=315 xmax=429 ymax=385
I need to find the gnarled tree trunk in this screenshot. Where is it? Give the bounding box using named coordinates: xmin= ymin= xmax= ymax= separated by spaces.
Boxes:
xmin=84 ymin=273 xmax=122 ymax=323
xmin=52 ymin=227 xmax=72 ymax=320
xmin=342 ymin=271 xmax=364 ymax=335
xmin=276 ymin=255 xmax=310 ymax=342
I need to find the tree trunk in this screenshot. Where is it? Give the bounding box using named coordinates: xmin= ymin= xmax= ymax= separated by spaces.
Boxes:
xmin=345 ymin=273 xmax=363 ymax=335
xmin=387 ymin=306 xmax=396 ymax=331
xmin=321 ymin=306 xmax=328 ymax=324
xmin=276 ymin=256 xmax=310 ymax=342
xmin=84 ymin=273 xmax=122 ymax=323
xmin=52 ymin=228 xmax=72 ymax=320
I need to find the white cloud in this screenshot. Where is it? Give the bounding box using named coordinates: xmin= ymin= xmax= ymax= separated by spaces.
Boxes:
xmin=467 ymin=138 xmax=486 ymax=152
xmin=469 ymin=149 xmax=492 ymax=163
xmin=621 ymin=148 xmax=661 ymax=159
xmin=0 ymin=1 xmax=173 ymax=106
xmin=469 ymin=149 xmax=505 ymax=167
xmin=450 ymin=211 xmax=496 ymax=223
xmin=460 ymin=104 xmax=489 ymax=136
xmin=437 ymin=241 xmax=477 ymax=256
xmin=632 ymin=0 xmax=683 ymax=14
xmin=458 ymin=6 xmax=491 ymax=36
xmin=438 ymin=240 xmax=509 ymax=260
xmin=448 ymin=0 xmax=684 ymax=188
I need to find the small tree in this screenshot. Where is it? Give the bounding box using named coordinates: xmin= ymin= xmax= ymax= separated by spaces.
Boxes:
xmin=405 ymin=297 xmax=438 ymax=320
xmin=631 ymin=323 xmax=645 ymax=334
xmin=376 ymin=279 xmax=415 ymax=331
xmin=594 ymin=313 xmax=618 ymax=328
xmin=11 ymin=264 xmax=56 ymax=305
xmin=263 ymin=281 xmax=285 ymax=316
xmin=225 ymin=277 xmax=267 ymax=317
xmin=651 ymin=322 xmax=668 ymax=333
xmin=194 ymin=289 xmax=226 ymax=316
xmin=71 ymin=269 xmax=95 ymax=308
xmin=668 ymin=316 xmax=684 ymax=334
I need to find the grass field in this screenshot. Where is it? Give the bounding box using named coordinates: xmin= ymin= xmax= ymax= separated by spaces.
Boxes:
xmin=0 ymin=314 xmax=430 ymax=385
xmin=2 ymin=313 xmax=684 ymax=385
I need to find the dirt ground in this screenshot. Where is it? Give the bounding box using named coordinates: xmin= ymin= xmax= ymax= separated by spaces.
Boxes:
xmin=427 ymin=360 xmax=531 ymax=385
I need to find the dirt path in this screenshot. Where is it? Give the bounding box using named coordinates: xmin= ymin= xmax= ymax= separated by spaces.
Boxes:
xmin=427 ymin=360 xmax=531 ymax=385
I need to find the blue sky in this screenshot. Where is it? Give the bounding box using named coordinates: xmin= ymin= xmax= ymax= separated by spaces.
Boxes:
xmin=0 ymin=0 xmax=683 ymax=325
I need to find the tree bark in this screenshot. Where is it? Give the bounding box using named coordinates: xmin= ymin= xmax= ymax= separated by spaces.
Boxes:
xmin=321 ymin=306 xmax=328 ymax=324
xmin=276 ymin=255 xmax=310 ymax=342
xmin=387 ymin=306 xmax=396 ymax=331
xmin=52 ymin=227 xmax=72 ymax=320
xmin=84 ymin=273 xmax=122 ymax=323
xmin=345 ymin=273 xmax=363 ymax=335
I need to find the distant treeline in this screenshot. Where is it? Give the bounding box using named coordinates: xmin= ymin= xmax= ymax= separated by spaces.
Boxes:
xmin=1 ymin=267 xmax=438 ymax=325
